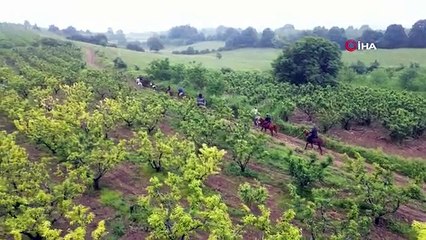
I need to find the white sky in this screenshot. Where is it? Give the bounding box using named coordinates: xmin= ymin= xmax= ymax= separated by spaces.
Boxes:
xmin=0 ymin=0 xmax=424 ymax=33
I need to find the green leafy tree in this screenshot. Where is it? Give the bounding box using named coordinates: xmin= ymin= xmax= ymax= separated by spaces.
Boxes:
xmin=130 ymin=130 xmax=195 ymax=172
xmin=241 ymin=205 xmax=301 ymax=239
xmin=14 ymin=83 xmax=127 ymax=190
xmin=345 ymin=153 xmax=419 ymax=225
xmin=259 ymin=28 xmax=275 ymax=48
xmin=0 ymin=131 xmax=106 ymax=239
xmin=224 ymin=123 xmax=267 ymax=172
xmin=238 ymin=182 xmax=268 ymax=207
xmin=326 ymin=26 xmax=347 ymax=49
xmin=273 ymin=37 xmax=342 ymax=86
xmin=136 ymin=145 xmax=237 ymax=239
xmin=216 ymin=52 xmax=222 ymax=60
xmin=113 ymin=57 xmax=127 ymax=69
xmin=146 ymin=58 xmax=172 ymax=81
xmin=408 ymin=19 xmax=426 ymax=48
xmin=377 ymin=24 xmax=408 ymax=49
xmin=147 ymin=37 xmax=165 ymax=52
xmin=103 ymin=94 xmax=166 ymax=133
xmin=287 ymin=152 xmax=332 ymax=190
xmin=289 ymin=184 xmax=371 ymax=240
xmin=412 ymin=221 xmax=426 ymax=240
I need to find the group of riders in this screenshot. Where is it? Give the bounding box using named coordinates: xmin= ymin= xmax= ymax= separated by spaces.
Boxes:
xmin=136 ymin=76 xmax=318 ymax=143
xmin=251 ymin=107 xmax=319 ymax=143
xmin=136 ymin=77 xmax=207 ymax=108
xmin=167 ymin=86 xmax=207 ymax=108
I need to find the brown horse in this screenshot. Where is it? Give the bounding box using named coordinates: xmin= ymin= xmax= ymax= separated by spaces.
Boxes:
xmin=304 ymin=130 xmax=324 ymax=155
xmin=259 ymin=118 xmax=278 ymax=136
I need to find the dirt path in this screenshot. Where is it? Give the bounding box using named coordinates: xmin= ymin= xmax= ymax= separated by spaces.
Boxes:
xmin=84 ymin=47 xmax=100 ymax=69
xmin=261 ymin=130 xmax=426 ymax=223
xmin=266 ymin=130 xmax=426 ymax=192
xmin=289 ymin=109 xmax=426 ymax=159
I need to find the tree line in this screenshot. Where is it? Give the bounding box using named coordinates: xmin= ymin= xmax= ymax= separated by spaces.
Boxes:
xmin=29 ymin=18 xmax=426 ymax=53
xmin=156 ymin=20 xmax=426 ymax=50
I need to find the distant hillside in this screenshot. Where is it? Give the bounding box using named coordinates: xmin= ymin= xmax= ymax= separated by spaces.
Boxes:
xmin=126 ymin=31 xmax=167 ymax=42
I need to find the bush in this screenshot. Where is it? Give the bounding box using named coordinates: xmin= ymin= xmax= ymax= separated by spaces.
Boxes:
xmin=146 ymin=58 xmax=172 ymax=81
xmin=113 ymin=57 xmax=127 ymax=69
xmin=350 ymin=61 xmax=368 ymax=74
xmin=39 ymin=37 xmax=64 ymax=47
xmin=287 ymin=152 xmax=332 ymax=190
xmin=399 ymin=68 xmax=418 ymax=90
xmin=126 ymin=42 xmax=145 ymax=52
xmin=172 ymin=47 xmax=213 ymax=55
xmin=369 ymin=69 xmax=390 ymax=85
xmin=238 ymin=182 xmax=268 ymax=206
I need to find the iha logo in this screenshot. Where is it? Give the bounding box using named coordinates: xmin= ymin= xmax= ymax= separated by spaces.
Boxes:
xmin=345 ymin=39 xmax=377 ymax=52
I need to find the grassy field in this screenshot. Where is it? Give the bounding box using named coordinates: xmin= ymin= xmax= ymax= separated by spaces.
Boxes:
xmin=78 ymin=40 xmax=426 ymax=71
xmin=169 ymin=41 xmax=225 ymax=51
xmin=343 ymin=48 xmax=426 ymax=67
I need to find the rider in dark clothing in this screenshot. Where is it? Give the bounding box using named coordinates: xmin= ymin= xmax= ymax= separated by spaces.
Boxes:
xmin=264 ymin=115 xmax=272 ymax=127
xmin=197 ymin=93 xmax=206 ymax=107
xmin=307 ymin=126 xmax=318 ymax=143
xmin=178 ymin=88 xmax=184 ymax=97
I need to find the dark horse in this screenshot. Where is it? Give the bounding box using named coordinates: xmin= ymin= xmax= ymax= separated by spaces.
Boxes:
xmin=259 ymin=118 xmax=278 ymax=136
xmin=304 ymin=130 xmax=324 ymax=155
xmin=166 ymin=87 xmax=173 ymax=96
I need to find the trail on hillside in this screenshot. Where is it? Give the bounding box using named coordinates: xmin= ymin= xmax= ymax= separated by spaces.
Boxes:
xmin=84 ymin=47 xmax=100 ymax=69
xmin=265 ymin=129 xmax=426 ymax=191
xmin=260 ymin=129 xmax=426 ymax=223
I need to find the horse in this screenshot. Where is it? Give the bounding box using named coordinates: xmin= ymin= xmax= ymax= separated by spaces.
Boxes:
xmin=138 ymin=77 xmax=151 ymax=88
xmin=258 ymin=118 xmax=278 ymax=136
xmin=166 ymin=89 xmax=173 ymax=96
xmin=253 ymin=116 xmax=261 ymax=128
xmin=304 ymin=130 xmax=324 ymax=155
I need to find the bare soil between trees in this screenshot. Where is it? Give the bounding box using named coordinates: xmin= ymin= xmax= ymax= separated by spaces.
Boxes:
xmin=289 ymin=109 xmax=426 ymax=160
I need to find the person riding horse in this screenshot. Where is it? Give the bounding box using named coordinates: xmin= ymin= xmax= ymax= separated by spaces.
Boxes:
xmin=178 ymin=88 xmax=185 ymax=97
xmin=306 ymin=125 xmax=318 ymax=144
xmin=263 ymin=114 xmax=272 ymax=128
xmin=166 ymin=86 xmax=172 ymax=95
xmin=197 ymin=93 xmax=207 ymax=108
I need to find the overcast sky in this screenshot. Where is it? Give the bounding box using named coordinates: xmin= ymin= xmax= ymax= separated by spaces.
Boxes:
xmin=1 ymin=0 xmax=424 ymax=33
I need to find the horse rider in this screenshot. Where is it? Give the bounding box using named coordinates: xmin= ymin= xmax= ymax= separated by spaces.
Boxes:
xmin=307 ymin=125 xmax=318 ymax=143
xmin=251 ymin=107 xmax=260 ymax=126
xmin=178 ymin=88 xmax=185 ymax=97
xmin=264 ymin=114 xmax=272 ymax=128
xmin=196 ymin=93 xmax=207 ymax=107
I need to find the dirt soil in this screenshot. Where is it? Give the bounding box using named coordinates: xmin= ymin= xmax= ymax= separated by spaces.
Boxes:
xmin=84 ymin=47 xmax=100 ymax=69
xmin=289 ymin=109 xmax=426 ymax=160
xmin=2 ymin=106 xmax=425 ymax=239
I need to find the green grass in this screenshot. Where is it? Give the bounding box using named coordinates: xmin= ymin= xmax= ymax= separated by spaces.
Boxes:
xmin=0 ymin=23 xmax=40 ymax=48
xmin=2 ymin=23 xmax=426 ymax=71
xmin=78 ymin=42 xmax=279 ymax=71
xmin=99 ymin=189 xmax=129 ymax=215
xmin=77 ymin=40 xmax=426 ymax=71
xmin=169 ymin=41 xmax=225 ymax=51
xmin=342 ymin=48 xmax=426 ymax=67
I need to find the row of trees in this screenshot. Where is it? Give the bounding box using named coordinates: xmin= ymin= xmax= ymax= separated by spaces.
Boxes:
xmin=0 ymin=36 xmax=304 ymax=238
xmin=163 ymin=19 xmax=426 ymax=50
xmin=2 ymin=29 xmax=425 ymax=239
